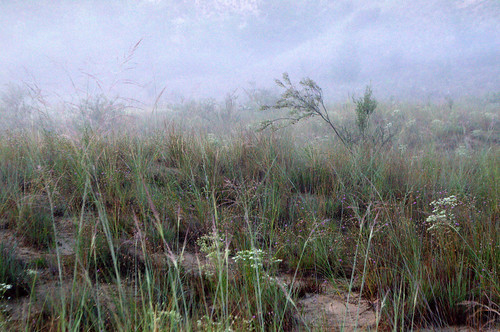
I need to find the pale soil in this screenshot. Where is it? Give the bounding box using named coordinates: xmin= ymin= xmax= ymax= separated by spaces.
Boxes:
xmin=295 ymin=290 xmax=378 ymax=331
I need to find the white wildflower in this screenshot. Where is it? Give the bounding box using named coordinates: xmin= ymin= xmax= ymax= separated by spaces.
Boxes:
xmin=426 ymin=195 xmax=459 ymax=233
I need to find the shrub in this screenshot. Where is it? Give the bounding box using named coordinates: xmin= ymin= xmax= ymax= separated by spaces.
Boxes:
xmin=354 ymin=85 xmax=377 ymax=140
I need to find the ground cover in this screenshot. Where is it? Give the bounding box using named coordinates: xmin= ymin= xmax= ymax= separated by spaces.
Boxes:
xmin=0 ymin=92 xmax=498 ymax=331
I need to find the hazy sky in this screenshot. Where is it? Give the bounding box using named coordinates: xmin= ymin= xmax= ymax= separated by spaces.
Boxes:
xmin=1 ymin=0 xmax=499 ymax=101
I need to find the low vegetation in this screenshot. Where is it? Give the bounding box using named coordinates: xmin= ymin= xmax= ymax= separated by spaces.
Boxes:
xmin=0 ymin=79 xmax=498 ymax=331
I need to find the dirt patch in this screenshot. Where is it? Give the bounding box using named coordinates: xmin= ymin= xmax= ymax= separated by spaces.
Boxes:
xmin=274 ymin=275 xmax=378 ymax=331
xmin=54 ymin=218 xmax=76 ymax=257
xmin=296 ymin=292 xmax=378 ymax=331
xmin=0 ymin=217 xmax=76 ymax=263
xmin=287 ymin=278 xmax=378 ymax=331
xmin=0 ymin=226 xmax=43 ymax=263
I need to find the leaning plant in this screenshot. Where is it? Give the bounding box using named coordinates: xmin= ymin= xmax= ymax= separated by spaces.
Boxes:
xmin=260 ymin=73 xmax=351 ymax=150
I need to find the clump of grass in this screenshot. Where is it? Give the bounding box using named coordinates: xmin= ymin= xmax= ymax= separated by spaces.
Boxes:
xmin=17 ymin=196 xmax=55 ymax=249
xmin=232 ymin=247 xmax=297 ymax=330
xmin=0 ymin=243 xmax=32 ymax=298
xmin=41 ymin=283 xmax=114 ymax=331
xmin=75 ymin=226 xmax=140 ymax=281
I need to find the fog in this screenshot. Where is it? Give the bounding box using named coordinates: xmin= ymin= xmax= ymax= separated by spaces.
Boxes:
xmin=1 ymin=0 xmax=499 ymax=103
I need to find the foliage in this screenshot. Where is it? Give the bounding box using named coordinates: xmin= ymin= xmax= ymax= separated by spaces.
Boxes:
xmin=353 ymin=85 xmax=377 ymax=139
xmin=426 ymin=195 xmax=459 ymax=233
xmin=260 ymin=73 xmax=351 ymax=149
xmin=0 ymin=93 xmax=498 ymax=330
xmin=0 ymin=283 xmax=12 ymax=299
xmin=17 ymin=197 xmax=55 ymax=249
xmin=261 ymin=73 xmax=396 ymax=152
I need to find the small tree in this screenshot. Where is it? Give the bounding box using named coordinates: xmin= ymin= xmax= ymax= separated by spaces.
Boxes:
xmin=260 ymin=73 xmax=350 ymax=149
xmin=261 ymin=73 xmax=395 ymax=153
xmin=353 ymin=85 xmax=377 ymax=140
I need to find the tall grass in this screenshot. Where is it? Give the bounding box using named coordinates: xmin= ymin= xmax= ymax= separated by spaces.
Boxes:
xmin=0 ymin=95 xmax=498 ymax=330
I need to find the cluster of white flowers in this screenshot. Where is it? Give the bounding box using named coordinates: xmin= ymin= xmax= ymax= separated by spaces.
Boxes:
xmin=430 ymin=119 xmax=444 ymax=132
xmin=455 ymin=144 xmax=469 ymax=157
xmin=206 ymin=133 xmax=219 ymax=145
xmin=0 ymin=283 xmax=12 ymax=299
xmin=26 ymin=269 xmax=38 ymax=277
xmin=233 ymin=249 xmax=264 ymax=269
xmin=196 ymin=314 xmax=254 ymax=332
xmin=234 ymin=248 xmax=282 ymax=270
xmin=0 ymin=283 xmax=12 ymax=328
xmin=197 ymin=232 xmax=228 ymax=257
xmin=426 ymin=195 xmax=459 ymax=232
xmin=0 ymin=283 xmax=12 ymax=291
xmin=156 ymin=309 xmax=182 ymax=325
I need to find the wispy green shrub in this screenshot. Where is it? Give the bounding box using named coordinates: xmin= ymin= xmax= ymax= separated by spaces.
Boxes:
xmin=354 ymin=85 xmax=377 ymax=139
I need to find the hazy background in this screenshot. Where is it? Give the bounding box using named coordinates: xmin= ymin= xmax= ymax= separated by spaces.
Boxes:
xmin=1 ymin=0 xmax=499 ymax=103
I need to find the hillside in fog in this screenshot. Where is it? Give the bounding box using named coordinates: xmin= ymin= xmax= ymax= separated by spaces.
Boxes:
xmin=0 ymin=0 xmax=499 ymax=100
